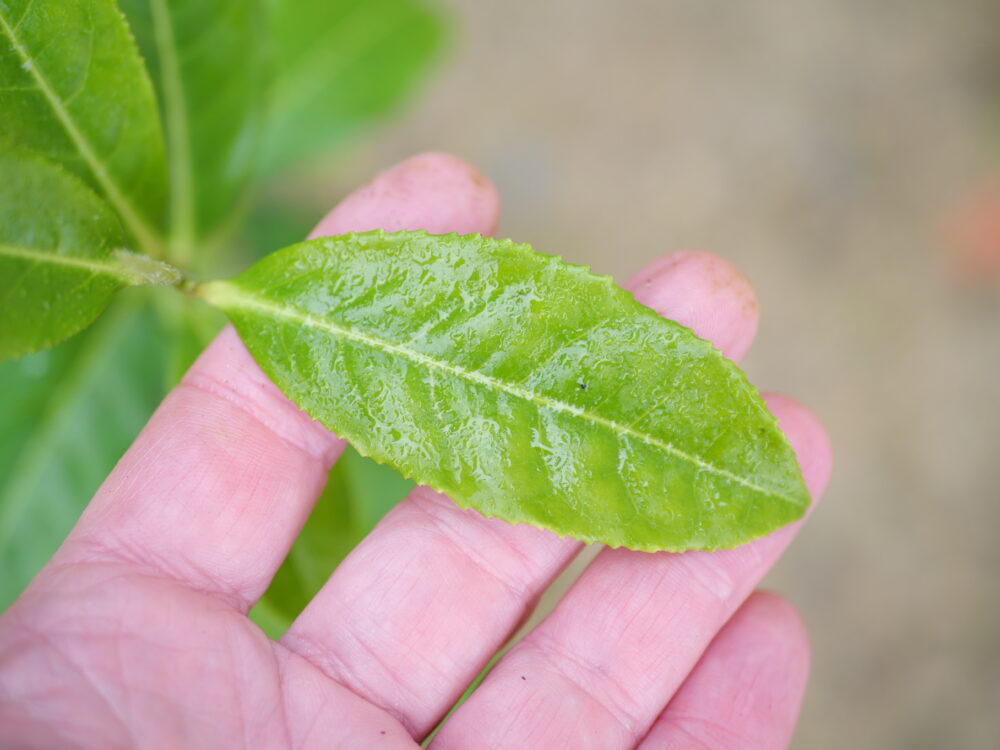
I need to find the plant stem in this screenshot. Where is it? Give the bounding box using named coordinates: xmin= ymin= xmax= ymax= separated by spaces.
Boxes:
xmin=150 ymin=0 xmax=196 ymax=268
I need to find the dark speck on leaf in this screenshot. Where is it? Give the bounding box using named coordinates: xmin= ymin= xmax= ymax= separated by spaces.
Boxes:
xmin=521 ymin=675 xmax=526 ymax=680
xmin=578 ymin=382 xmax=588 ymax=391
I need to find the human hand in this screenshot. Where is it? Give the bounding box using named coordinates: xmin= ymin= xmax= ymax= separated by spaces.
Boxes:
xmin=0 ymin=153 xmax=832 ymax=749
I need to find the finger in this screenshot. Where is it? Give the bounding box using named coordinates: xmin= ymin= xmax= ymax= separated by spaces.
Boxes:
xmin=45 ymin=153 xmax=500 ymax=613
xmin=637 ymin=591 xmax=810 ymax=750
xmin=625 ymin=250 xmax=759 ymax=363
xmin=281 ymin=251 xmax=762 ymax=739
xmin=432 ymin=396 xmax=831 ymax=749
xmin=313 ymin=150 xmax=500 ymax=238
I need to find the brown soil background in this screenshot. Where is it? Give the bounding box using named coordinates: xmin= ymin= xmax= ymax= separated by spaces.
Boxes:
xmin=285 ymin=2 xmax=1000 ymax=746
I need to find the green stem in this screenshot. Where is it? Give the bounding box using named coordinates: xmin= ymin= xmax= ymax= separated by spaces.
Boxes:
xmin=150 ymin=0 xmax=196 ymax=267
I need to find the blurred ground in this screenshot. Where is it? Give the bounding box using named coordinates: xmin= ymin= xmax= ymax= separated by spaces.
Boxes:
xmin=281 ymin=2 xmax=1000 ymax=747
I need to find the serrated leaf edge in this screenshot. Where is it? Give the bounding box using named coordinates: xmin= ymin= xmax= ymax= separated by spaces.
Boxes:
xmin=200 ymin=233 xmax=804 ymax=514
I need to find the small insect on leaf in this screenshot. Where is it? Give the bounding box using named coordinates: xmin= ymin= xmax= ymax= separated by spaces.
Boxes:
xmin=199 ymin=230 xmax=810 ymax=552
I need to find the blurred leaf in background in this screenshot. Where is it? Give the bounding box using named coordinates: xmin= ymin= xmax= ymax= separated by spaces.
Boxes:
xmin=0 ymin=0 xmax=448 ymax=611
xmin=0 ymin=297 xmax=167 ymax=607
xmin=119 ymin=0 xmax=267 ymax=264
xmin=261 ymin=0 xmax=448 ymax=174
xmin=0 ymin=0 xmax=168 ymax=252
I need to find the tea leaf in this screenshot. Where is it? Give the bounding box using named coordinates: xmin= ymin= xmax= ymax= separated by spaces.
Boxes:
xmin=261 ymin=0 xmax=447 ymax=172
xmin=201 ymin=231 xmax=810 ymax=552
xmin=120 ymin=0 xmax=267 ymax=258
xmin=0 ymin=0 xmax=168 ymax=254
xmin=0 ymin=144 xmax=176 ymax=362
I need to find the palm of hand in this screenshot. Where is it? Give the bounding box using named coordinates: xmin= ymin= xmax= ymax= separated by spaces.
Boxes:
xmin=0 ymin=153 xmax=830 ymax=750
xmin=4 ymin=562 xmax=420 ymax=748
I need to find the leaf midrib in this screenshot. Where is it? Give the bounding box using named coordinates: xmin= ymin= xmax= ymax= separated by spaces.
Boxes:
xmin=0 ymin=242 xmax=135 ymax=283
xmin=0 ymin=6 xmax=162 ymax=256
xmin=210 ymin=283 xmax=801 ymax=507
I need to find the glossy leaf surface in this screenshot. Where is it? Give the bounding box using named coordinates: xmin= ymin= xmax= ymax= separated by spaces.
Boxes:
xmin=204 ymin=231 xmax=810 ymax=551
xmin=0 ymin=144 xmax=176 ymax=361
xmin=0 ymin=0 xmax=167 ymax=253
xmin=0 ymin=298 xmax=169 ymax=609
xmin=120 ymin=0 xmax=266 ymax=254
xmin=261 ymin=0 xmax=447 ymax=172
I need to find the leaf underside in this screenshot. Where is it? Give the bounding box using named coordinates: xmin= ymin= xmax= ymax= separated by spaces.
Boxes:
xmin=204 ymin=231 xmax=810 ymax=552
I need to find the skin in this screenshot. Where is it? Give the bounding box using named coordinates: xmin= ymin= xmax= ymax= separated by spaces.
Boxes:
xmin=0 ymin=152 xmax=832 ymax=749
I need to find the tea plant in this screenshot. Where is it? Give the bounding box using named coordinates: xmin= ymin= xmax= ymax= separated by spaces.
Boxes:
xmin=0 ymin=0 xmax=443 ymax=623
xmin=0 ymin=0 xmax=808 ymax=630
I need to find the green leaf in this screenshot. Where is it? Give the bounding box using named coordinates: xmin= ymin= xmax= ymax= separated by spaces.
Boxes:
xmin=340 ymin=445 xmax=413 ymax=531
xmin=201 ymin=231 xmax=811 ymax=552
xmin=251 ymin=446 xmax=412 ymax=638
xmin=240 ymin=197 xmax=317 ymax=264
xmin=0 ymin=143 xmax=178 ymax=362
xmin=0 ymin=296 xmax=169 ymax=609
xmin=261 ymin=0 xmax=447 ymax=173
xmin=119 ymin=0 xmax=267 ymax=259
xmin=0 ymin=0 xmax=168 ymax=254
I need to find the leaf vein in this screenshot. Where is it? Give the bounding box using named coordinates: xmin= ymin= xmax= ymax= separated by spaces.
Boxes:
xmin=9 ymin=0 xmax=37 ymax=33
xmin=0 ymin=242 xmax=133 ymax=282
xmin=222 ymin=287 xmax=798 ymax=506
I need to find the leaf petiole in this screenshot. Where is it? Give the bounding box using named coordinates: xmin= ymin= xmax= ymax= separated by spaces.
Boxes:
xmin=112 ymin=250 xmax=184 ymax=287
